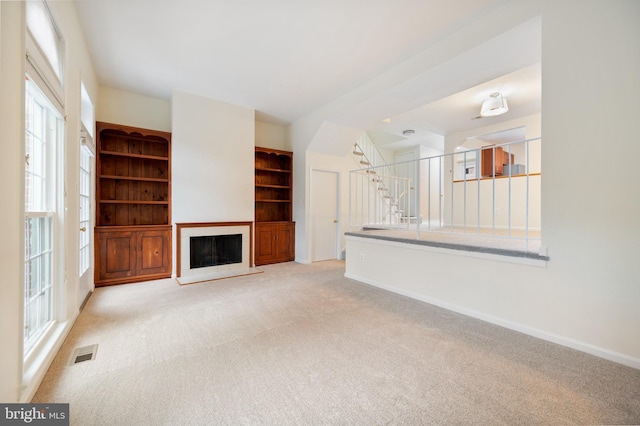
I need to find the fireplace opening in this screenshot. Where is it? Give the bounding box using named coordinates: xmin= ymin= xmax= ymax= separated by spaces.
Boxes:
xmin=190 ymin=234 xmax=242 ymax=269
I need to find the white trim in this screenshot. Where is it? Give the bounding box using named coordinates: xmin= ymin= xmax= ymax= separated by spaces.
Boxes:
xmin=25 ymin=51 xmax=63 ymax=114
xmin=24 ymin=211 xmax=53 ymax=219
xmin=20 ymin=311 xmax=78 ymax=402
xmin=344 ymin=271 xmax=640 ymax=371
xmin=80 ymin=124 xmax=95 ymax=157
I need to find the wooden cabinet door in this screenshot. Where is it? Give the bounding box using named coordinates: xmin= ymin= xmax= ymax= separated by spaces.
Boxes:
xmin=274 ymin=223 xmax=294 ymax=261
xmin=255 ymin=223 xmax=275 ymax=265
xmin=137 ymin=229 xmax=171 ymax=276
xmin=481 ymin=146 xmax=504 ymax=177
xmin=255 ymin=222 xmax=295 ymax=265
xmin=97 ymin=231 xmax=136 ymax=282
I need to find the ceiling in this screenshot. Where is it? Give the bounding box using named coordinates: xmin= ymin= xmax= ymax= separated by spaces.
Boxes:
xmin=372 ymin=63 xmax=541 ymax=151
xmin=73 ymin=0 xmax=540 ymax=149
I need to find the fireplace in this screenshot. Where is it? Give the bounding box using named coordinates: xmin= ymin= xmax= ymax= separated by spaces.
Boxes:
xmin=190 ymin=234 xmax=242 ymax=269
xmin=176 ymin=222 xmax=260 ymax=284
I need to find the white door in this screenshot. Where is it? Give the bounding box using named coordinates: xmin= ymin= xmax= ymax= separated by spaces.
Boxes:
xmin=311 ymin=170 xmax=339 ymax=262
xmin=78 ymin=141 xmax=94 ymax=305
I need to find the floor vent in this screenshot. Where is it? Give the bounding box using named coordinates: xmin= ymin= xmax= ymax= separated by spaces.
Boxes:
xmin=71 ymin=344 xmax=98 ymax=365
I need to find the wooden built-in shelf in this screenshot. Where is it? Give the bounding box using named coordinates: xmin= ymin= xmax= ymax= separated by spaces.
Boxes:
xmin=99 ymin=200 xmax=169 ymax=205
xmin=255 ymin=167 xmax=290 ymax=173
xmin=255 ymin=146 xmax=295 ymax=265
xmin=95 ymin=121 xmax=172 ymax=286
xmin=99 ymin=150 xmax=169 ymax=161
xmin=100 ymin=175 xmax=169 ymax=183
xmin=256 ymin=184 xmax=290 ymax=189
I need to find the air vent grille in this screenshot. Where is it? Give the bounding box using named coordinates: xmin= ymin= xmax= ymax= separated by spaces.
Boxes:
xmin=71 ymin=344 xmax=98 ymax=365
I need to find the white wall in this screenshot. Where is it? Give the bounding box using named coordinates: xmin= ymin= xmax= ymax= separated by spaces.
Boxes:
xmin=255 ymin=121 xmax=287 ymax=151
xmin=540 ymin=0 xmax=640 ymax=360
xmin=287 ymin=115 xmax=323 ymax=263
xmin=347 ymin=0 xmax=640 ymax=368
xmin=171 ymin=91 xmax=255 ymax=273
xmin=0 ymin=1 xmax=99 ymax=402
xmin=97 ymin=86 xmax=171 ymax=132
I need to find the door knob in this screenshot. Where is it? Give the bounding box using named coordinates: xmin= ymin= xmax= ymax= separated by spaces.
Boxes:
xmin=80 ymin=227 xmax=87 ymax=232
xmin=333 ymin=220 xmax=338 ymax=223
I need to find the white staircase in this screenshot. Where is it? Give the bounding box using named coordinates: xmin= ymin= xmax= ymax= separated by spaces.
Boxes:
xmin=351 ymin=134 xmax=409 ymax=227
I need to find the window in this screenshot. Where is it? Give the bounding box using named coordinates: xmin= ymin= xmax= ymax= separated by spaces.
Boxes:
xmin=26 ymin=0 xmax=64 ymax=111
xmin=79 ymin=145 xmax=92 ymax=276
xmin=24 ymin=77 xmax=63 ymax=352
xmin=26 ymin=0 xmax=63 ymax=81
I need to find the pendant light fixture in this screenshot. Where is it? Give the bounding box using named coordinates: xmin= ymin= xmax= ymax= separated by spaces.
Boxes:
xmin=481 ymin=92 xmax=509 ymax=117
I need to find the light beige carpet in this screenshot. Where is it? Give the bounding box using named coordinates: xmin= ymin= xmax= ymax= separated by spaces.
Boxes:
xmin=33 ymin=260 xmax=640 ymax=425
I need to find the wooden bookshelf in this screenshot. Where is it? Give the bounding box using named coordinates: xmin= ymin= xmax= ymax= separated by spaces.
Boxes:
xmin=254 ymin=147 xmax=295 ymax=265
xmin=95 ymin=122 xmax=172 ymax=286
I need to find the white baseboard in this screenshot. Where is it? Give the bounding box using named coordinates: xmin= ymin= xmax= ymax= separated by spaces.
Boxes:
xmin=344 ymin=271 xmax=640 ymax=370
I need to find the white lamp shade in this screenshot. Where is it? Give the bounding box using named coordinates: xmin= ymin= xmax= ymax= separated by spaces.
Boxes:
xmin=481 ymin=93 xmax=509 ymax=117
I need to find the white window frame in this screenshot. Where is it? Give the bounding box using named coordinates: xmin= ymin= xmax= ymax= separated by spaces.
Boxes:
xmin=24 ymin=76 xmax=63 ymax=357
xmin=79 ymin=142 xmax=93 ymax=276
xmin=22 ymin=0 xmax=66 ymax=371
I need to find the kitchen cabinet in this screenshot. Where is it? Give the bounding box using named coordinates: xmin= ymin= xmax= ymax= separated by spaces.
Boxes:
xmin=481 ymin=146 xmax=514 ymax=177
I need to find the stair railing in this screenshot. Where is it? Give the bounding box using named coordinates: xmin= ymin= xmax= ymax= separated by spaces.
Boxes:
xmin=352 ymin=133 xmax=386 ymax=170
xmin=350 ymin=133 xmax=413 ymax=229
xmin=349 ymin=137 xmax=543 ymax=254
xmin=349 ymin=166 xmax=412 ymax=229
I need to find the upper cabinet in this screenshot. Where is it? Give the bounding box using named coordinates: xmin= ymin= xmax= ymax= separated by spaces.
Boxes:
xmin=480 ymin=146 xmax=514 ymax=178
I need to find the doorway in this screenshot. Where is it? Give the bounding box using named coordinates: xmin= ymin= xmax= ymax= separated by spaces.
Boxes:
xmin=78 ymin=132 xmax=95 ymax=306
xmin=395 ymin=149 xmax=418 ymax=220
xmin=310 ymin=169 xmax=339 ymax=262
